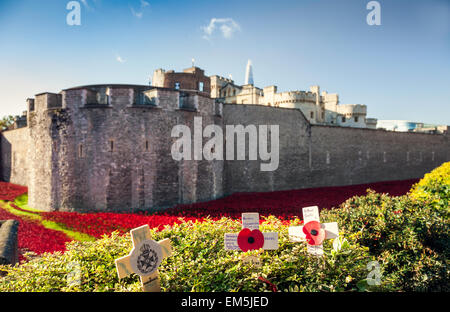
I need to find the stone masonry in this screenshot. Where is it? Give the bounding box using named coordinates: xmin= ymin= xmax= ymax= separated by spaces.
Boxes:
xmin=1 ymin=68 xmax=449 ymax=212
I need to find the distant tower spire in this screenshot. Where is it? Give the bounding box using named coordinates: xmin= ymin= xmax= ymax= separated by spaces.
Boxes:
xmin=245 ymin=59 xmax=254 ymax=85
xmin=192 ymin=58 xmax=195 ymax=67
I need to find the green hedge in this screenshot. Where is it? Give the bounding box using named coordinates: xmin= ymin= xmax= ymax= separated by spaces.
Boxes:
xmin=0 ymin=163 xmax=448 ymax=292
xmin=410 ymin=161 xmax=450 ymax=214
xmin=321 ymin=191 xmax=449 ymax=291
xmin=0 ymin=217 xmax=373 ymax=292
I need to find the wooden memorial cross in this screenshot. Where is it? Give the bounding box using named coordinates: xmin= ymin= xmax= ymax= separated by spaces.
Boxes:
xmin=288 ymin=206 xmax=339 ymax=256
xmin=115 ymin=224 xmax=172 ymax=292
xmin=224 ymin=213 xmax=279 ymax=266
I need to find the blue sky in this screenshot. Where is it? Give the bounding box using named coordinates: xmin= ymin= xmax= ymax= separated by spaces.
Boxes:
xmin=0 ymin=0 xmax=449 ymax=124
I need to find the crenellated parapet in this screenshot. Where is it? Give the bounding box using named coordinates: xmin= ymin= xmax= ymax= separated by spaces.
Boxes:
xmin=59 ymin=84 xmax=214 ymax=113
xmin=336 ymin=104 xmax=367 ymax=117
xmin=16 ymin=82 xmax=221 ymax=212
xmin=27 ymin=92 xmax=62 ymax=114
xmin=152 ymin=67 xmax=211 ymax=96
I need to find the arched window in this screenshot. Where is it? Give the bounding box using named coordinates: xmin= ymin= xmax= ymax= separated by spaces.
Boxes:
xmin=310 ymin=111 xmax=314 ymax=119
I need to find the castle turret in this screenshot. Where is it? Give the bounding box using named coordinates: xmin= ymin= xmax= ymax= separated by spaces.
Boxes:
xmin=150 ymin=67 xmax=210 ymax=95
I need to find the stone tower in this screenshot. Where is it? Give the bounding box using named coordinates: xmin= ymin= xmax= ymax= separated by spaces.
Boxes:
xmin=245 ymin=59 xmax=254 ymax=85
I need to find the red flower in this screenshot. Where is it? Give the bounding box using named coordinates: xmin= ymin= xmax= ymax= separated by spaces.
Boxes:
xmin=237 ymin=228 xmax=264 ymax=252
xmin=303 ymin=221 xmax=325 ymax=245
xmin=0 ymin=179 xmax=418 ymax=258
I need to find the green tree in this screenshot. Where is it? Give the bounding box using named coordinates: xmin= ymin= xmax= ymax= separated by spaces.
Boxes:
xmin=0 ymin=115 xmax=15 ymax=131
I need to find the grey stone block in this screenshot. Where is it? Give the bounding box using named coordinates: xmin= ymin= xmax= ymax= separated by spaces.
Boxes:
xmin=0 ymin=219 xmax=19 ymax=266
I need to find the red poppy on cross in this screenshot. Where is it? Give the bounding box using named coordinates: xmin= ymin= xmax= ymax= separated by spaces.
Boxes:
xmin=288 ymin=206 xmax=339 ymax=256
xmin=224 ymin=213 xmax=279 ymax=265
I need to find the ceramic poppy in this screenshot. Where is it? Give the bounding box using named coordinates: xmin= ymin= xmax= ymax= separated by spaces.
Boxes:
xmin=303 ymin=220 xmax=326 ymax=245
xmin=237 ymin=228 xmax=265 ymax=251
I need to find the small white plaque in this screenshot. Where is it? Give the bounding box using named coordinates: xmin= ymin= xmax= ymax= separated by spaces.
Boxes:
xmin=242 ymin=213 xmax=260 ymax=230
xmin=288 ymin=225 xmax=306 ymax=242
xmin=224 ymin=233 xmax=239 ymax=250
xmin=307 ymin=244 xmax=324 ymax=256
xmin=242 ymin=255 xmax=262 ymax=267
xmin=323 ymin=222 xmax=339 ymax=239
xmin=302 ymin=206 xmax=320 ymax=223
xmin=262 ymin=232 xmax=279 ymax=250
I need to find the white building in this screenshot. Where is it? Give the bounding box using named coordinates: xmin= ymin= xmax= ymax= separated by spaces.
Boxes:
xmin=210 ymin=70 xmax=376 ymax=128
xmin=377 ymin=120 xmax=448 ymax=134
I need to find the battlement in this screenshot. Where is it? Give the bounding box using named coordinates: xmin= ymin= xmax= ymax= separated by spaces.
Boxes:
xmin=365 ymin=118 xmax=378 ymax=129
xmin=273 ymin=90 xmax=317 ymax=104
xmin=62 ymin=84 xmax=144 ymax=109
xmin=9 ymin=112 xmax=27 ymax=129
xmin=210 ymin=75 xmax=234 ymax=84
xmin=183 ymin=66 xmax=204 ymax=75
xmin=321 ymin=92 xmax=339 ymax=104
xmin=51 ymin=87 xmax=215 ymax=120
xmin=309 ymin=85 xmax=320 ymax=94
xmin=151 ymin=66 xmax=211 ymax=95
xmin=337 ymin=104 xmax=367 ymax=116
xmin=31 ymin=92 xmax=62 ymax=113
xmin=16 ymin=85 xmax=215 ymax=120
xmin=263 ymin=86 xmax=277 ymax=93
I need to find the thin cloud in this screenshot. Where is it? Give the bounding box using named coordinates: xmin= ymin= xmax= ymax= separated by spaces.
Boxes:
xmin=80 ymin=0 xmax=92 ymax=11
xmin=80 ymin=0 xmax=102 ymax=11
xmin=202 ymin=18 xmax=241 ymax=40
xmin=131 ymin=8 xmax=143 ymax=18
xmin=130 ymin=0 xmax=150 ymax=19
xmin=116 ymin=55 xmax=126 ymax=63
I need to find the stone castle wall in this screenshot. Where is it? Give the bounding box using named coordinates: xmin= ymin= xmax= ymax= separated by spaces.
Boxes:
xmin=222 ymin=104 xmax=449 ymax=195
xmin=7 ymin=86 xmax=223 ymax=212
xmin=1 ymin=93 xmax=449 ymax=212
xmin=308 ymin=125 xmax=448 ymax=187
xmin=0 ymin=127 xmax=30 ymax=186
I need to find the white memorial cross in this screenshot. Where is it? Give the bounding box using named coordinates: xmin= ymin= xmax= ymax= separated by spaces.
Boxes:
xmin=288 ymin=206 xmax=339 ymax=256
xmin=224 ymin=213 xmax=279 ymax=266
xmin=115 ymin=224 xmax=172 ymax=292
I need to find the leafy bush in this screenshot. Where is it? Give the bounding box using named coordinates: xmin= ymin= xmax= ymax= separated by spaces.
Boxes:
xmin=0 ymin=217 xmax=373 ymax=292
xmin=321 ymin=190 xmax=449 ymax=291
xmin=410 ymin=162 xmax=450 ymax=214
xmin=0 ymin=163 xmax=448 ymax=292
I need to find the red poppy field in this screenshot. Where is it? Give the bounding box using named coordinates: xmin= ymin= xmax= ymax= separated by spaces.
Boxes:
xmin=0 ymin=179 xmax=419 ymax=260
xmin=0 ymin=182 xmax=27 ymax=201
